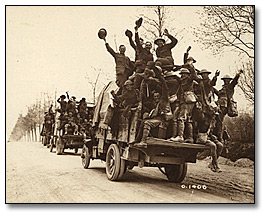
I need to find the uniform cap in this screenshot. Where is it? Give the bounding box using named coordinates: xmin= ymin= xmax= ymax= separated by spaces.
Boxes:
xmin=98 ymin=28 xmax=107 ymax=40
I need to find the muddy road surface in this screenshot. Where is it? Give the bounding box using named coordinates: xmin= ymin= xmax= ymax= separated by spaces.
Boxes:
xmin=6 ymin=142 xmax=254 ymax=203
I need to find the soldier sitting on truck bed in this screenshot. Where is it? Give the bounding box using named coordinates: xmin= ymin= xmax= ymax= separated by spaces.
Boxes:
xmin=64 ymin=112 xmax=79 ymax=135
xmin=193 ymin=103 xmax=223 ymax=173
xmin=136 ymin=66 xmax=173 ymax=147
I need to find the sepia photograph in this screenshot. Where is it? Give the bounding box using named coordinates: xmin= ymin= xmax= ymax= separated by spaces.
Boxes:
xmin=5 ymin=5 xmax=255 ymax=204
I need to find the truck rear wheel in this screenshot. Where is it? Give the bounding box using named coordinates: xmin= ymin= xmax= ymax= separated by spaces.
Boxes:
xmin=81 ymin=145 xmax=91 ymax=169
xmin=106 ymin=144 xmax=121 ymax=181
xmin=165 ymin=163 xmax=187 ymax=183
xmin=56 ymin=138 xmax=63 ymax=155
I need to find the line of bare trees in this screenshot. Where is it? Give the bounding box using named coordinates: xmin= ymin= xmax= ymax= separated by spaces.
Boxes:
xmin=9 ymin=94 xmax=54 ymax=142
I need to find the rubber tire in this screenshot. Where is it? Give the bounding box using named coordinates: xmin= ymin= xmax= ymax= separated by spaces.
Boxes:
xmin=165 ymin=163 xmax=187 ymax=183
xmin=118 ymin=158 xmax=127 ymax=180
xmin=56 ymin=138 xmax=62 ymax=155
xmin=105 ymin=144 xmax=121 ymax=181
xmin=81 ymin=145 xmax=91 ymax=169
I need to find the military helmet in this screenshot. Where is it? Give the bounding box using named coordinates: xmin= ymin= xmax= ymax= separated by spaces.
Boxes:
xmin=98 ymin=28 xmax=107 ymax=40
xmin=221 ymin=74 xmax=233 ymax=80
xmin=187 ymin=56 xmax=197 ymax=63
xmin=179 ymin=68 xmax=190 ymax=74
xmin=199 ymin=69 xmax=211 ymax=74
xmin=154 ymin=37 xmax=165 ymax=45
xmin=124 ymin=80 xmax=133 ymax=86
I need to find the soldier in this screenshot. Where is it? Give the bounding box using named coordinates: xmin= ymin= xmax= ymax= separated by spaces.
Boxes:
xmin=111 ymin=80 xmax=140 ymax=118
xmin=64 ymin=112 xmax=79 ymax=135
xmin=130 ymin=24 xmax=154 ymax=89
xmin=193 ymin=98 xmax=223 ymax=172
xmin=67 ymin=96 xmax=77 ymax=116
xmin=57 ymin=95 xmax=67 ymax=114
xmin=197 ymin=69 xmax=220 ymax=104
xmin=170 ymin=65 xmax=198 ymax=143
xmin=78 ymin=97 xmax=87 ymax=120
xmin=214 ymin=70 xmax=242 ymax=141
xmin=104 ymin=40 xmax=134 ymax=87
xmin=154 ymin=29 xmax=178 ymax=67
xmin=136 ymin=66 xmax=173 ymax=147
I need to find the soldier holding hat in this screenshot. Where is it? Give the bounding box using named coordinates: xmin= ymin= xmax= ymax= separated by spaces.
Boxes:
xmin=57 ymin=94 xmax=67 ymax=114
xmin=98 ymin=28 xmax=134 ymax=87
xmin=154 ymin=29 xmax=178 ymax=67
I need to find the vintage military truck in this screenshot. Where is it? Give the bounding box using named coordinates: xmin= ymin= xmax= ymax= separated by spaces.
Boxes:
xmin=49 ymin=103 xmax=94 ymax=155
xmin=81 ymin=81 xmax=209 ymax=182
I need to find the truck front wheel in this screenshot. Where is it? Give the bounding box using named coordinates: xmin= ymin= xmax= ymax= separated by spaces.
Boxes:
xmin=106 ymin=144 xmax=121 ymax=181
xmin=81 ymin=145 xmax=91 ymax=169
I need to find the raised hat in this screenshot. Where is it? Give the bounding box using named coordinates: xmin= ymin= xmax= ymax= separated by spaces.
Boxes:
xmin=221 ymin=74 xmax=233 ymax=80
xmin=98 ymin=28 xmax=107 ymax=40
xmin=125 ymin=29 xmax=133 ymax=38
xmin=199 ymin=69 xmax=211 ymax=74
xmin=135 ymin=17 xmax=143 ymax=28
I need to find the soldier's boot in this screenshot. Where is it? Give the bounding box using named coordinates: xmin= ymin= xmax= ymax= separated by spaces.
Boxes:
xmin=184 ymin=122 xmax=194 ymax=143
xmin=136 ymin=127 xmax=150 ymax=148
xmin=170 ymin=120 xmax=184 ymax=142
xmin=169 ymin=120 xmax=178 ymax=140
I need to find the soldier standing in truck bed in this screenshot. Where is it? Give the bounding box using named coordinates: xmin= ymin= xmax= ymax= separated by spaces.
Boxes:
xmin=104 ymin=40 xmax=134 ymax=87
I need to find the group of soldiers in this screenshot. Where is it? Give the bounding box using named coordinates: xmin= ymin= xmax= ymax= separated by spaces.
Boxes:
xmin=100 ymin=18 xmax=242 ymax=172
xmin=42 ymin=93 xmax=93 ymax=138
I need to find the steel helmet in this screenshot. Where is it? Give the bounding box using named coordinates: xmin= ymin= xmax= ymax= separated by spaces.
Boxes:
xmin=124 ymin=80 xmax=133 ymax=86
xmin=179 ymin=68 xmax=190 ymax=74
xmin=187 ymin=56 xmax=197 ymax=63
xmin=199 ymin=69 xmax=211 ymax=74
xmin=221 ymin=74 xmax=233 ymax=80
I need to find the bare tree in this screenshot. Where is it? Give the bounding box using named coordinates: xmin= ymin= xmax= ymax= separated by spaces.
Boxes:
xmin=238 ymin=60 xmax=254 ymax=104
xmin=85 ymin=67 xmax=109 ymax=104
xmin=195 ymin=6 xmax=254 ymax=58
xmin=138 ymin=6 xmax=182 ymax=42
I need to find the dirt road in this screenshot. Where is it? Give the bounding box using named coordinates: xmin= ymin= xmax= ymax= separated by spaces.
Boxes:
xmin=6 ymin=142 xmax=254 ymax=203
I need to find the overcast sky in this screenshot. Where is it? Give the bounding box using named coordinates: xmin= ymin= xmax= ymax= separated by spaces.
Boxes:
xmin=6 ymin=6 xmax=253 ymax=138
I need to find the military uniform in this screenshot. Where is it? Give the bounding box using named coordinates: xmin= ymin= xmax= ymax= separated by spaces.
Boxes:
xmin=170 ymin=65 xmax=199 ymax=143
xmin=214 ymin=74 xmax=240 ymax=141
xmin=155 ymin=34 xmax=178 ymax=66
xmin=105 ymin=43 xmax=134 ymax=87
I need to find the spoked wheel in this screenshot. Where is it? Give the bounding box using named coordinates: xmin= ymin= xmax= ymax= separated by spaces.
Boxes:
xmin=81 ymin=145 xmax=91 ymax=169
xmin=165 ymin=163 xmax=187 ymax=183
xmin=106 ymin=144 xmax=123 ymax=181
